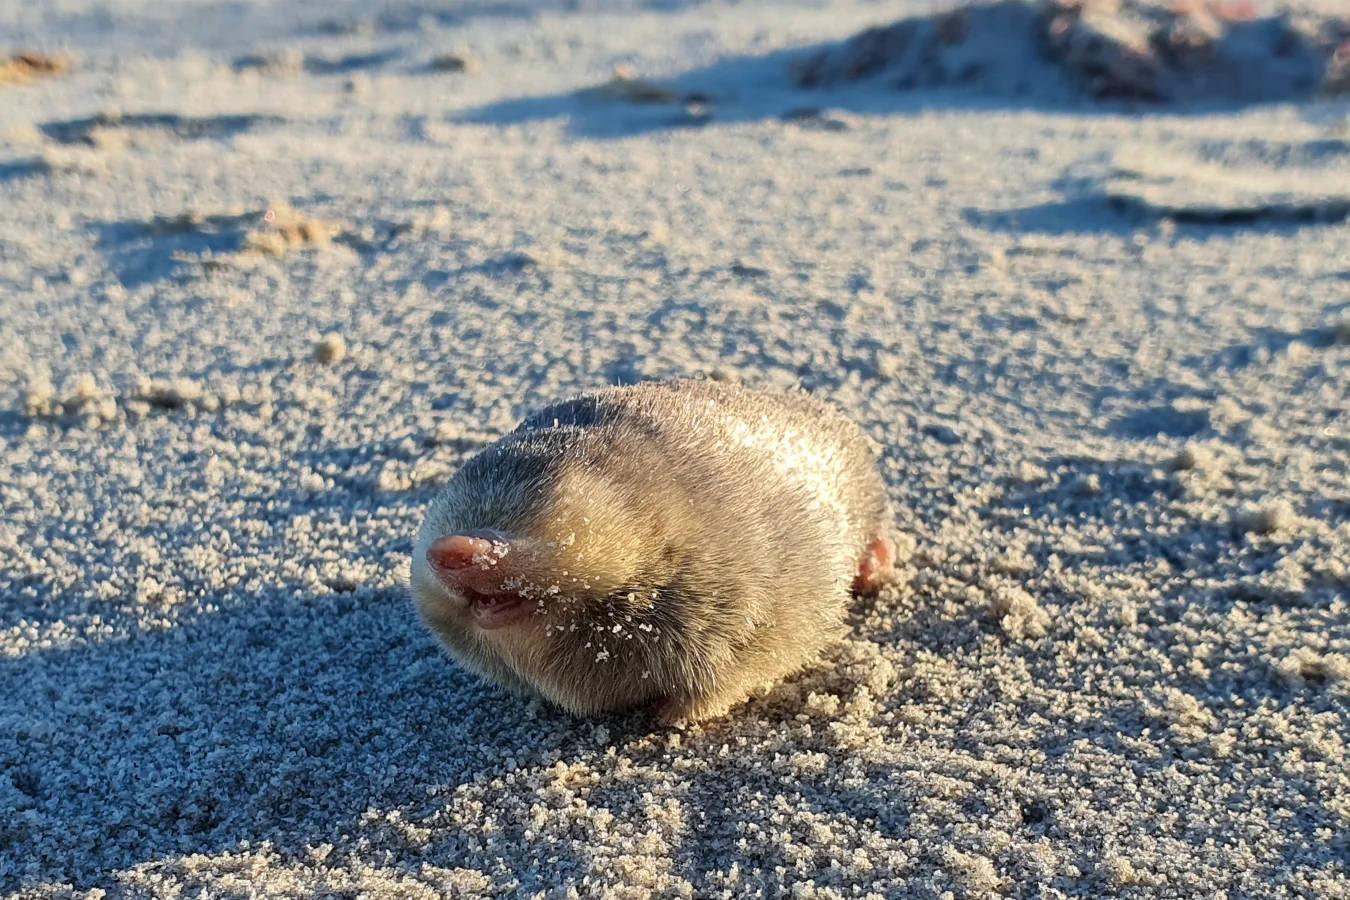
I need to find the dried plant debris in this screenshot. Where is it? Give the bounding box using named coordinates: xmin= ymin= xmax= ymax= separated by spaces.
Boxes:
xmin=19 ymin=372 xmax=282 ymax=425
xmin=789 ymin=0 xmax=1350 ymax=105
xmin=39 ymin=112 xmax=283 ymax=146
xmin=242 ymin=206 xmax=345 ymax=256
xmin=0 ymin=51 xmax=71 ymax=86
xmin=164 ymin=205 xmax=342 ymax=259
xmin=94 ymin=206 xmax=348 ymax=285
xmin=236 ymin=49 xmax=400 ymax=76
xmin=233 ymin=49 xmax=305 ymax=75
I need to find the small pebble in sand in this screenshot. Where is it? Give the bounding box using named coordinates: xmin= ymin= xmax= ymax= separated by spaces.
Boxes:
xmin=1241 ymin=499 xmax=1296 ymax=536
xmin=988 ymin=582 xmax=1052 ymax=640
xmin=873 ymin=354 xmax=902 ymax=380
xmin=431 ymin=53 xmax=478 ymax=73
xmin=1015 ymin=460 xmax=1049 ymax=483
xmin=314 ymin=334 xmax=347 ymax=364
xmin=420 ymin=207 xmax=453 ymax=234
xmin=1274 ymin=647 xmax=1350 ymax=687
xmin=1170 ymin=444 xmax=1211 ymax=471
xmin=68 ymin=373 xmax=99 ymax=402
xmin=1101 ymin=854 xmax=1140 ymax=889
xmin=431 ymin=419 xmax=462 ymax=444
xmin=890 ymin=532 xmax=917 ymax=564
xmin=707 ymin=366 xmax=739 ymax=383
xmin=682 ymin=98 xmax=712 ymax=123
xmin=521 ymin=247 xmax=573 ymax=269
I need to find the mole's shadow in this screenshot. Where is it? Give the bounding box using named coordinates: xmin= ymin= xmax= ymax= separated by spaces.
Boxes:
xmin=0 ymin=587 xmax=606 ymax=893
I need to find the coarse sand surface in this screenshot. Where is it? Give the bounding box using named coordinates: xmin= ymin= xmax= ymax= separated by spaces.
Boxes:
xmin=2 ymin=0 xmax=1349 ymax=896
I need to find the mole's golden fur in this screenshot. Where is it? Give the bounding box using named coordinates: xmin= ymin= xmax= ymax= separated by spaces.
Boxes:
xmin=409 ymin=378 xmax=895 ymax=724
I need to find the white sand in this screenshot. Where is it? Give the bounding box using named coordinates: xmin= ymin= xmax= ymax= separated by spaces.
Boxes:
xmin=2 ymin=0 xmax=1349 ymax=896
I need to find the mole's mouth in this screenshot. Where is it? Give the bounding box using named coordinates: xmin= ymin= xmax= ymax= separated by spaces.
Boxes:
xmin=466 ymin=591 xmax=536 ymax=630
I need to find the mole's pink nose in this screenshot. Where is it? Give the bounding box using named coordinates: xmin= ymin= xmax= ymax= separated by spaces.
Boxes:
xmin=425 ymin=530 xmax=537 ymax=623
xmin=427 ymin=534 xmax=496 ymax=571
xmin=425 ymin=531 xmax=516 ymax=595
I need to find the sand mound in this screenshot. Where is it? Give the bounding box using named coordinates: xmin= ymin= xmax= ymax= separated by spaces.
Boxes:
xmin=791 ymin=0 xmax=1350 ymax=103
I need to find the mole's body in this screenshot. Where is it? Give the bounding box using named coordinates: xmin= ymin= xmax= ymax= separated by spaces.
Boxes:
xmin=409 ymin=378 xmax=895 ymax=724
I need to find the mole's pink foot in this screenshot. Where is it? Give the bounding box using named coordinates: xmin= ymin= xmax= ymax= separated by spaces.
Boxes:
xmin=853 ymin=535 xmax=895 ymax=597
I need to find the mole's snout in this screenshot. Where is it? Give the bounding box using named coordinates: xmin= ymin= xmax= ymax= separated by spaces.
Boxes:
xmin=425 ymin=530 xmax=536 ymax=630
xmin=426 ymin=530 xmax=515 ymax=595
xmin=427 ymin=532 xmax=503 ymax=570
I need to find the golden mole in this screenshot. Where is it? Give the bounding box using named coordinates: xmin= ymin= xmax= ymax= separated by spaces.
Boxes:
xmin=409 ymin=378 xmax=896 ymax=724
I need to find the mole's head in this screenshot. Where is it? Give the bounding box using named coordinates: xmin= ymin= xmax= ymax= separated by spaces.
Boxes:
xmin=409 ymin=437 xmax=668 ymax=686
